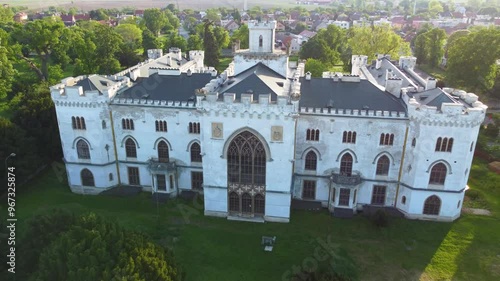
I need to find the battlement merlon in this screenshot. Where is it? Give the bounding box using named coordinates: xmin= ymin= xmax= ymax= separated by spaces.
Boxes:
xmin=407 ymin=97 xmax=487 ymax=126
xmin=247 ymin=20 xmax=277 ymax=29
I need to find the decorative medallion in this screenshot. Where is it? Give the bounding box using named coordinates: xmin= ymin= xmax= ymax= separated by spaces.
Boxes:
xmin=271 ymin=126 xmax=283 ymax=142
xmin=212 ymin=122 xmax=223 ymax=138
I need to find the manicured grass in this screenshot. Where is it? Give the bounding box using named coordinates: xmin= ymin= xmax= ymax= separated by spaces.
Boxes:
xmin=2 ymin=159 xmax=500 ymax=281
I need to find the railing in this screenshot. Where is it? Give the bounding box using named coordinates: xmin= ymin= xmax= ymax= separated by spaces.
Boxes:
xmin=330 ymin=173 xmax=362 ymax=186
xmin=147 ymin=158 xmax=176 ymax=172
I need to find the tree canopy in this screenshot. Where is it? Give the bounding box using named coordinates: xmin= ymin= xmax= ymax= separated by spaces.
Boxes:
xmin=414 ymin=28 xmax=447 ymax=67
xmin=446 ymin=27 xmax=500 ymax=92
xmin=347 ymin=25 xmax=411 ymax=60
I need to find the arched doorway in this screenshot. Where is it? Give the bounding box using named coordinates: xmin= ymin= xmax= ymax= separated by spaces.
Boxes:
xmin=227 ymin=131 xmax=266 ymax=216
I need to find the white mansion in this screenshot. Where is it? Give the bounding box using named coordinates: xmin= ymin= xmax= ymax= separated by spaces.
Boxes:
xmin=51 ymin=21 xmax=487 ymax=222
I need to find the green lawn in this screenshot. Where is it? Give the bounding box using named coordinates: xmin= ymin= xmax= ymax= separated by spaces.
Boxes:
xmin=2 ymin=159 xmax=500 ymax=281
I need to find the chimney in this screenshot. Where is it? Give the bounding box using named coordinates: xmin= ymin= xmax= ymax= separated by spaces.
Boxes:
xmin=385 ymin=78 xmax=402 ymax=98
xmin=232 ymin=40 xmax=241 ymax=52
xmin=425 ymin=77 xmax=437 ymax=90
xmin=305 ymin=71 xmax=311 ymax=80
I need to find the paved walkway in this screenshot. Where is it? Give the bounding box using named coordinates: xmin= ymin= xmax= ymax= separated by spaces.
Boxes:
xmin=462 ymin=208 xmax=492 ymax=216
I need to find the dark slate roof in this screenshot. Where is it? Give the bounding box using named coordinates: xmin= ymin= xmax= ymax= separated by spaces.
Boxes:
xmin=118 ymin=73 xmax=212 ymax=103
xmin=75 ymin=75 xmax=117 ymax=94
xmin=409 ymin=88 xmax=461 ymax=108
xmin=218 ymin=62 xmax=286 ymax=101
xmin=367 ymin=58 xmax=417 ymax=88
xmin=299 ymin=77 xmax=407 ymax=112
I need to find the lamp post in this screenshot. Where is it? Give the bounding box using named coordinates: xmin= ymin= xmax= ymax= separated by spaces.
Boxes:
xmin=5 ymin=153 xmax=16 ymax=170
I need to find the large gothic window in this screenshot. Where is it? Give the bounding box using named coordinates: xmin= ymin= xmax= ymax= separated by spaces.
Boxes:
xmin=340 ymin=153 xmax=353 ymax=176
xmin=304 ymin=151 xmax=317 ymax=171
xmin=227 ymin=131 xmax=266 ymax=216
xmin=81 ymin=169 xmax=95 ymax=186
xmin=423 ymin=195 xmax=441 ymax=215
xmin=228 ymin=131 xmax=266 ymax=185
xmin=376 ymin=155 xmax=390 ymax=175
xmin=429 ymin=163 xmax=447 ymax=185
xmin=125 ymin=138 xmax=137 ymax=158
xmin=76 ymin=139 xmax=90 ymax=159
xmin=157 ymin=140 xmax=169 ymax=162
xmin=190 ymin=142 xmax=202 ymax=162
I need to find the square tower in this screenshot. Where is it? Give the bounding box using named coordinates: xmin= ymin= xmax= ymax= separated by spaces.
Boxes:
xmin=248 ymin=20 xmax=276 ymax=53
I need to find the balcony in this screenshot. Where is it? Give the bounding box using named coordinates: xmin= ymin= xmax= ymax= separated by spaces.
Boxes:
xmin=147 ymin=158 xmax=177 ymax=172
xmin=330 ymin=172 xmax=362 ymax=186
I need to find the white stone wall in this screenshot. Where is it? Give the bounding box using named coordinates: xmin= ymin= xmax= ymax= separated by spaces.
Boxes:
xmin=199 ymin=96 xmax=296 ymax=221
xmin=248 ymin=20 xmax=276 ymax=53
xmin=233 ymin=54 xmax=289 ymax=77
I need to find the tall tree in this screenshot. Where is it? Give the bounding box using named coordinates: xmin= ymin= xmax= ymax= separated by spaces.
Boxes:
xmin=230 ymin=24 xmax=249 ymax=49
xmin=414 ymin=28 xmax=447 ymax=67
xmin=143 ymin=8 xmax=167 ymax=36
xmin=165 ymin=33 xmax=187 ymax=51
xmin=347 ymin=25 xmax=411 ymax=60
xmin=93 ymin=25 xmax=123 ymax=74
xmin=447 ymin=27 xmax=500 ymax=92
xmin=164 ymin=9 xmax=180 ymax=30
xmin=187 ymin=34 xmax=203 ymax=51
xmin=142 ymin=29 xmax=163 ymax=56
xmin=115 ymin=23 xmax=143 ymax=50
xmin=0 ymin=5 xmax=13 ymax=24
xmin=213 ymin=26 xmax=230 ymax=49
xmin=13 ymin=18 xmax=67 ymax=81
xmin=305 ymin=58 xmax=329 ymax=77
xmin=0 ymin=29 xmax=14 ymax=99
xmin=203 ymin=21 xmax=219 ymax=67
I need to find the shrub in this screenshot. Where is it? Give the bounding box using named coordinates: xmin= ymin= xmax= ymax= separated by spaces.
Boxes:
xmin=372 ymin=209 xmax=389 ymax=228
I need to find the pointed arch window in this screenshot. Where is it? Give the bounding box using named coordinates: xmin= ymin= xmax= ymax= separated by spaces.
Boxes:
xmin=340 ymin=153 xmax=353 ymax=176
xmin=157 ymin=140 xmax=169 ymax=162
xmin=77 ymin=139 xmax=91 ymax=159
xmin=423 ymin=195 xmax=441 ymax=215
xmin=304 ymin=151 xmax=317 ymax=171
xmin=81 ymin=169 xmax=95 ymax=186
xmin=411 ymin=138 xmax=416 ymax=147
xmin=227 ymin=131 xmax=266 ymax=185
xmin=229 ymin=192 xmax=239 ymax=212
xmin=259 ymin=35 xmax=263 ymax=47
xmin=429 ymin=163 xmax=447 ymax=185
xmin=376 ymin=155 xmax=390 ymax=175
xmin=190 ymin=142 xmax=202 ymax=162
xmin=125 ymin=138 xmax=137 ymax=158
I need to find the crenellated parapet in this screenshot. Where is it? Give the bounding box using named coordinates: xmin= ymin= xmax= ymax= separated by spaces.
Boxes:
xmin=299 ymin=107 xmax=408 ymax=119
xmin=406 ymin=93 xmax=487 ymax=127
xmin=200 ymin=92 xmax=294 ymax=118
xmin=112 ymin=98 xmax=196 ymax=108
xmin=50 ymin=75 xmax=131 ymax=106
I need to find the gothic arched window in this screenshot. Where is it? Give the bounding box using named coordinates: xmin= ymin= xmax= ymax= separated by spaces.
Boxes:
xmin=190 ymin=142 xmax=202 ymax=162
xmin=423 ymin=195 xmax=441 ymax=215
xmin=125 ymin=138 xmax=137 ymax=158
xmin=340 ymin=153 xmax=353 ymax=176
xmin=77 ymin=139 xmax=90 ymax=159
xmin=157 ymin=140 xmax=169 ymax=162
xmin=304 ymin=151 xmax=317 ymax=171
xmin=376 ymin=155 xmax=390 ymax=175
xmin=259 ymin=35 xmax=263 ymax=47
xmin=81 ymin=169 xmax=95 ymax=186
xmin=429 ymin=163 xmax=447 ymax=185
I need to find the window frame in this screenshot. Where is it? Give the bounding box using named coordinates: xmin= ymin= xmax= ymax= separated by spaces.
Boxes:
xmin=191 ymin=171 xmax=203 ymax=190
xmin=371 ymin=185 xmax=386 ymax=205
xmin=302 ymin=180 xmax=316 ymax=200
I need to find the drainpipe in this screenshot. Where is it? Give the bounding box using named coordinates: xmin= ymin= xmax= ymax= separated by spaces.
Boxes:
xmin=395 ymin=124 xmax=409 ymax=208
xmin=109 ymin=110 xmax=121 ymax=185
